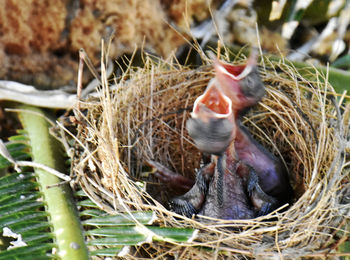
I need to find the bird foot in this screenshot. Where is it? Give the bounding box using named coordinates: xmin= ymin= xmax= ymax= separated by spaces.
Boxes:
xmin=256 ymin=202 xmax=274 ymax=217
xmin=247 ymin=169 xmax=278 ymax=216
xmin=170 ymin=198 xmax=197 ymax=218
xmin=146 ymin=160 xmax=194 ymax=192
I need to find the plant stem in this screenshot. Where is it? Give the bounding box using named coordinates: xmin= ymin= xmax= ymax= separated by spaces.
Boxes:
xmin=17 ymin=105 xmax=89 ymax=260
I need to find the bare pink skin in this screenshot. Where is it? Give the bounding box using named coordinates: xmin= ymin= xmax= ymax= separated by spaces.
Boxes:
xmin=150 ymin=56 xmax=293 ymax=218
xmin=214 ymin=56 xmax=264 ymax=109
xmin=233 ymin=128 xmax=290 ymax=201
xmin=146 ymin=160 xmax=194 ymax=195
xmin=214 ymin=58 xmax=293 ymax=204
xmin=151 ymin=78 xmax=276 ymax=219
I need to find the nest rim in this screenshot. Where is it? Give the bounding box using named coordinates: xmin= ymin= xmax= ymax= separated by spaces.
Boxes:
xmin=68 ymin=51 xmax=350 ymax=258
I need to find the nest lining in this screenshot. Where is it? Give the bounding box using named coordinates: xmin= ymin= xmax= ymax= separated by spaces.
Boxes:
xmin=70 ymin=53 xmax=350 ymax=259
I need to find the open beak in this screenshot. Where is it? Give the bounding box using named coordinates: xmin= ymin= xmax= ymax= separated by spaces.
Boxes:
xmin=215 ymin=51 xmax=256 ymax=81
xmin=191 ymin=79 xmax=233 ymax=121
xmin=214 ymin=50 xmax=261 ymax=108
xmin=186 ymin=79 xmax=235 ymax=155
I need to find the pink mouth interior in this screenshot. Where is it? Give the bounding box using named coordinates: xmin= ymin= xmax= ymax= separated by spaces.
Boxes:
xmin=220 ymin=63 xmax=245 ymax=77
xmin=195 ymin=86 xmax=230 ymax=115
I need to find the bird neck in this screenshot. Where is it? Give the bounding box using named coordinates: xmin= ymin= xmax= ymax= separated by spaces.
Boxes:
xmin=234 ymin=123 xmax=275 ymax=173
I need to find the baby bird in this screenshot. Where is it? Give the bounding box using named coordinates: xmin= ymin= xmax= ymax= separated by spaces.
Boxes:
xmin=149 ymin=52 xmax=293 ymax=219
xmin=214 ymin=52 xmax=293 ymax=207
xmin=172 ymin=79 xmax=275 ymax=219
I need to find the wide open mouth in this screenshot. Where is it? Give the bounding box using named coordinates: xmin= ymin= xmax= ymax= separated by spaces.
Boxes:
xmin=192 ymin=79 xmax=232 ymax=119
xmin=188 ymin=79 xmax=234 ymax=155
xmin=214 ymin=50 xmax=257 ymax=81
xmin=215 ymin=60 xmax=252 ymax=81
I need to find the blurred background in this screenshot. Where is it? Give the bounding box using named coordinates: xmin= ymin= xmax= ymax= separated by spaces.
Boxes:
xmin=1 ymin=0 xmax=349 ymax=88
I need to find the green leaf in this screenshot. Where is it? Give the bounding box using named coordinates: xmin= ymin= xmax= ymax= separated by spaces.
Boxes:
xmin=337 ymin=222 xmax=350 ymax=260
xmin=6 ymin=221 xmax=52 ymax=234
xmin=0 ymin=192 xmax=41 ymax=206
xmin=0 ymin=143 xmax=30 ymax=169
xmin=0 ymin=172 xmax=35 ymax=187
xmin=79 ymin=209 xmax=105 ymax=217
xmin=0 ymin=211 xmax=49 ymax=228
xmin=87 ymin=235 xmax=147 ymax=246
xmin=17 ymin=105 xmax=89 ymax=260
xmin=89 ymin=247 xmax=125 ymax=257
xmin=148 ymin=226 xmax=197 ymax=242
xmin=291 ymin=61 xmax=350 ymax=93
xmin=332 ymin=54 xmax=350 ymax=70
xmin=77 ymin=199 xmax=100 ymax=208
xmin=0 ymin=181 xmax=38 ymax=197
xmin=0 ymin=244 xmax=56 ymax=260
xmin=8 ymin=132 xmax=28 ymax=141
xmin=86 ymin=226 xmax=197 ymax=243
xmin=0 ymin=200 xmax=44 ymax=217
xmin=0 ymin=111 xmax=198 ymax=258
xmin=85 ymin=226 xmax=142 ymax=236
xmin=75 ymin=190 xmax=87 ymax=197
xmin=83 ymin=209 xmax=197 ymax=253
xmin=0 ymin=105 xmax=201 ymax=259
xmin=21 ymin=233 xmax=54 ymax=244
xmin=83 ymin=211 xmax=156 ymax=226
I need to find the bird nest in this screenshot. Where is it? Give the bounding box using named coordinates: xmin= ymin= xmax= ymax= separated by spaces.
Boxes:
xmin=69 ymin=50 xmax=349 ymax=259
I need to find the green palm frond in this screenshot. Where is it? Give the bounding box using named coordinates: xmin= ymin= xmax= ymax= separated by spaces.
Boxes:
xmin=76 ymin=190 xmax=197 ymax=257
xmin=0 ymin=136 xmax=55 ymax=259
xmin=0 ymin=105 xmax=197 ymax=259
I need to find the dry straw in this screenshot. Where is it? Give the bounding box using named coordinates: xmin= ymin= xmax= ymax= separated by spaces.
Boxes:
xmin=69 ymin=46 xmax=350 ymax=259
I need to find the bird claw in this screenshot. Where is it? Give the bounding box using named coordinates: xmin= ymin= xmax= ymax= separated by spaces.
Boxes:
xmin=246 ymin=168 xmax=278 ymax=216
xmin=169 ymin=165 xmax=214 ymax=217
xmin=247 ymin=169 xmax=259 ymax=196
xmin=256 ymin=202 xmax=274 ymax=217
xmin=170 ymin=198 xmax=197 ymax=218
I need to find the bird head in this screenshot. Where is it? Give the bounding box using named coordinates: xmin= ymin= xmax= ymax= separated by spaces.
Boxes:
xmin=187 ymin=79 xmax=235 ymax=155
xmin=214 ymin=51 xmax=265 ymax=111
